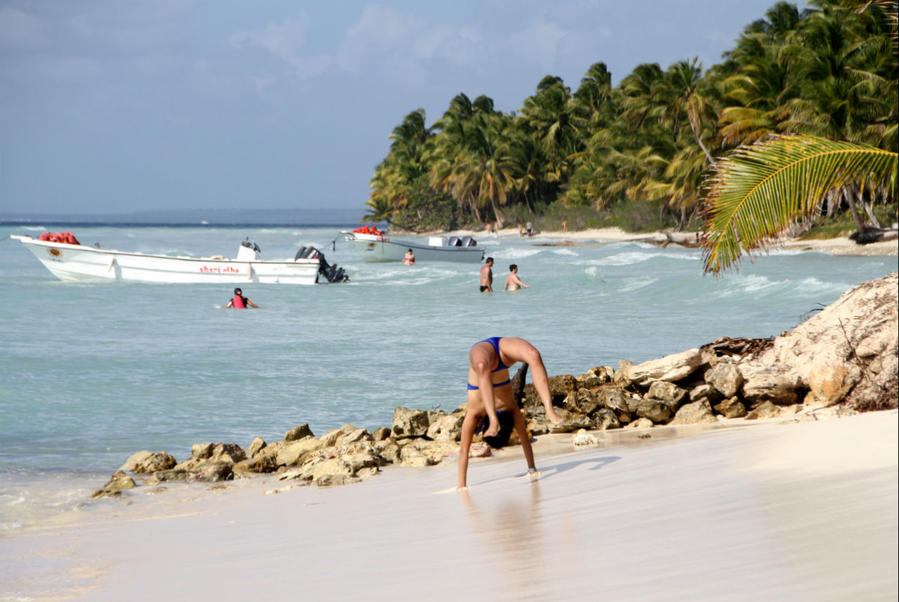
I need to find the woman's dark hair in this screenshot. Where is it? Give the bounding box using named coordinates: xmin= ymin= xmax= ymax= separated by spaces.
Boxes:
xmin=509 ymin=264 xmax=517 ymax=271
xmin=234 ymin=288 xmax=242 ymax=294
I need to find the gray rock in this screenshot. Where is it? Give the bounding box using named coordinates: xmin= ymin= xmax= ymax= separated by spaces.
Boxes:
xmin=646 ymin=381 xmax=688 ymax=408
xmin=626 ymin=348 xmax=703 ymax=386
xmin=191 ymin=442 xmax=214 ymax=460
xmin=745 ymin=401 xmax=782 ymax=420
xmin=713 ymin=397 xmax=747 ymax=418
xmin=341 ymin=448 xmax=381 ymax=473
xmin=398 ymin=445 xmax=431 ymax=467
xmin=740 ymin=368 xmax=802 ymax=406
xmin=626 ymin=417 xmax=654 ymax=429
xmin=276 ymin=437 xmax=324 ymax=467
xmin=635 ymin=400 xmax=672 ymax=423
xmin=209 ymin=443 xmax=246 ymax=465
xmin=341 ymin=428 xmax=373 ymax=445
xmin=302 ymin=458 xmax=354 ymax=486
xmin=149 ymin=469 xmax=193 ymax=483
xmin=705 ymin=364 xmax=744 ymax=398
xmin=119 ymin=451 xmax=176 ymax=474
xmin=426 ymin=413 xmax=464 ymax=441
xmin=232 ymin=454 xmax=278 ymax=476
xmin=587 ymin=365 xmax=615 ymax=384
xmin=572 ymin=429 xmax=599 ymax=448
xmin=736 ymin=272 xmax=897 ymax=411
xmin=598 ymin=388 xmax=626 ymax=410
xmin=374 ymin=440 xmax=401 ymax=464
xmin=548 ymin=374 xmax=578 ymax=397
xmin=671 ymin=400 xmax=718 ymax=425
xmin=392 ymin=407 xmax=430 ymax=438
xmin=689 ymin=383 xmax=721 ymax=403
xmin=320 ymin=424 xmax=357 ymax=447
xmin=613 ymin=360 xmax=635 ymax=386
xmin=194 ymin=462 xmax=233 ymax=482
xmin=372 ymin=426 xmax=392 ymax=441
xmin=284 ymin=424 xmax=314 ymax=441
xmin=91 ymin=471 xmax=136 ymax=498
xmin=247 ymin=437 xmax=267 ymax=458
xmin=593 ymin=407 xmax=621 ymax=430
xmin=549 ymin=414 xmax=592 ymax=433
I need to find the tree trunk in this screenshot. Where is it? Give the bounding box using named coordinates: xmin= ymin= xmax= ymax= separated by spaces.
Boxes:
xmin=844 ymin=186 xmax=868 ymax=234
xmin=490 ymin=197 xmax=504 ymax=228
xmin=860 ymin=186 xmax=881 ymax=229
xmin=689 ymin=110 xmax=715 ymax=165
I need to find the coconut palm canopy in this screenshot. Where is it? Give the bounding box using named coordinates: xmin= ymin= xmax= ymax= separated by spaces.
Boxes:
xmin=700 ymin=134 xmax=898 ymax=274
xmin=366 ymin=0 xmax=897 ymax=235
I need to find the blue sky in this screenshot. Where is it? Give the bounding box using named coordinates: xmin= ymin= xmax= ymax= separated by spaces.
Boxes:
xmin=1 ymin=0 xmax=791 ymax=215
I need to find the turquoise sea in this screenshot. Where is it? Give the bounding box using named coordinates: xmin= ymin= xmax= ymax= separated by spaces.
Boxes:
xmin=1 ymin=224 xmax=896 ymax=529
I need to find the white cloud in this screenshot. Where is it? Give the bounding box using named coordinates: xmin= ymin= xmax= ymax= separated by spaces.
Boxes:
xmin=0 ymin=7 xmax=46 ymax=48
xmin=335 ymin=4 xmax=425 ymax=73
xmin=503 ymin=20 xmax=568 ymax=73
xmin=229 ymin=12 xmax=332 ymax=79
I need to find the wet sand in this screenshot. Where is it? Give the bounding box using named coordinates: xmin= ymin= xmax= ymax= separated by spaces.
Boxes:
xmin=2 ymin=411 xmax=896 ymax=601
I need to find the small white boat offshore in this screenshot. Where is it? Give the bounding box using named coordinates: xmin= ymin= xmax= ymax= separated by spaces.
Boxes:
xmin=342 ymin=226 xmax=485 ymax=263
xmin=10 ymin=233 xmax=348 ymax=285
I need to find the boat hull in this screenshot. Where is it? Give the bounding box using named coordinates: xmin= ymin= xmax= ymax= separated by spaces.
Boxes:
xmin=11 ymin=236 xmax=322 ymax=284
xmin=345 ymin=234 xmax=484 ymax=263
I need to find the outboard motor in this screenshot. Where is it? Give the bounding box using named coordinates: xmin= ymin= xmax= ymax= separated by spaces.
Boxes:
xmin=448 ymin=236 xmax=462 ymax=247
xmin=461 ymin=236 xmax=477 ymax=247
xmin=295 ymin=245 xmax=348 ymax=283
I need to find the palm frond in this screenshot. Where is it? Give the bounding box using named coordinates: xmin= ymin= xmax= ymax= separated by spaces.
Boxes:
xmin=701 ymin=134 xmax=898 ymax=274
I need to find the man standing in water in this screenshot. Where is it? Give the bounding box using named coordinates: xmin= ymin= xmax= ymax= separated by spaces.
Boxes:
xmin=479 ymin=257 xmax=494 ymax=293
xmin=504 ymin=264 xmax=529 ymax=291
xmin=458 ymin=337 xmax=564 ymax=489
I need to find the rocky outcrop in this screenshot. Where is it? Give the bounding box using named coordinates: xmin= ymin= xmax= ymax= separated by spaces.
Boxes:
xmin=101 ymin=273 xmax=896 ymax=499
xmin=119 ymin=451 xmax=176 ymax=474
xmin=621 ymin=348 xmax=703 ymax=386
xmin=737 ymin=271 xmax=897 ymax=411
xmin=391 ymin=407 xmax=430 ymax=438
xmin=91 ymin=471 xmax=136 ymax=498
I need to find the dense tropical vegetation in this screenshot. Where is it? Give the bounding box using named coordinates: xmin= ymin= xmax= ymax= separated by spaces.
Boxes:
xmin=364 ymin=0 xmax=897 ymax=235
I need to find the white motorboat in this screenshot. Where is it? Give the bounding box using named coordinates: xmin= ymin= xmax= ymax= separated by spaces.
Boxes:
xmin=342 ymin=226 xmax=485 ymax=263
xmin=10 ymin=233 xmax=348 ymax=285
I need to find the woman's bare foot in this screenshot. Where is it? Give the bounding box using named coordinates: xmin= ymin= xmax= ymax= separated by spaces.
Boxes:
xmin=545 ymin=408 xmax=564 ymax=424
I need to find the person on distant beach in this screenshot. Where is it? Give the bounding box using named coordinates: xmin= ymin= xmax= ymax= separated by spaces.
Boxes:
xmin=403 ymin=249 xmax=416 ymax=265
xmin=458 ymin=337 xmax=564 ymax=489
xmin=517 ymin=222 xmax=523 ymax=238
xmin=224 ymin=288 xmax=259 ymax=309
xmin=504 ymin=264 xmax=529 ymax=291
xmin=479 ymin=257 xmax=494 ymax=293
xmin=526 ymin=221 xmax=533 ymax=236
xmin=562 ymin=220 xmax=568 ymax=233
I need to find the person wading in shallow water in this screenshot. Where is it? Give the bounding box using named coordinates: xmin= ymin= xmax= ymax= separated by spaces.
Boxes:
xmin=479 ymin=257 xmax=494 ymax=293
xmin=457 ymin=337 xmax=564 ymax=489
xmin=504 ymin=264 xmax=529 ymax=291
xmin=224 ymin=287 xmax=259 ymax=309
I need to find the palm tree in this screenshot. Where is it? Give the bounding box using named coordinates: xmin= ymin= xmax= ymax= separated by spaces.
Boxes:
xmin=701 ymin=134 xmax=897 ymax=274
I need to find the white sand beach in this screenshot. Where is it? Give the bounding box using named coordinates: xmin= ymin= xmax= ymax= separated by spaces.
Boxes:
xmin=442 ymin=225 xmax=899 ymax=257
xmin=3 ymin=410 xmax=896 ymax=601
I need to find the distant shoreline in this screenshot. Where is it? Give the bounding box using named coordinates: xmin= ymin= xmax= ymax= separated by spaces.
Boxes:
xmin=410 ymin=225 xmax=899 ymax=258
xmin=0 ymin=221 xmax=361 ymax=228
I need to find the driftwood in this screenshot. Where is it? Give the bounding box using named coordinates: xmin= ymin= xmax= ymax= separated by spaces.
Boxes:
xmin=701 ymin=336 xmax=774 ymax=360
